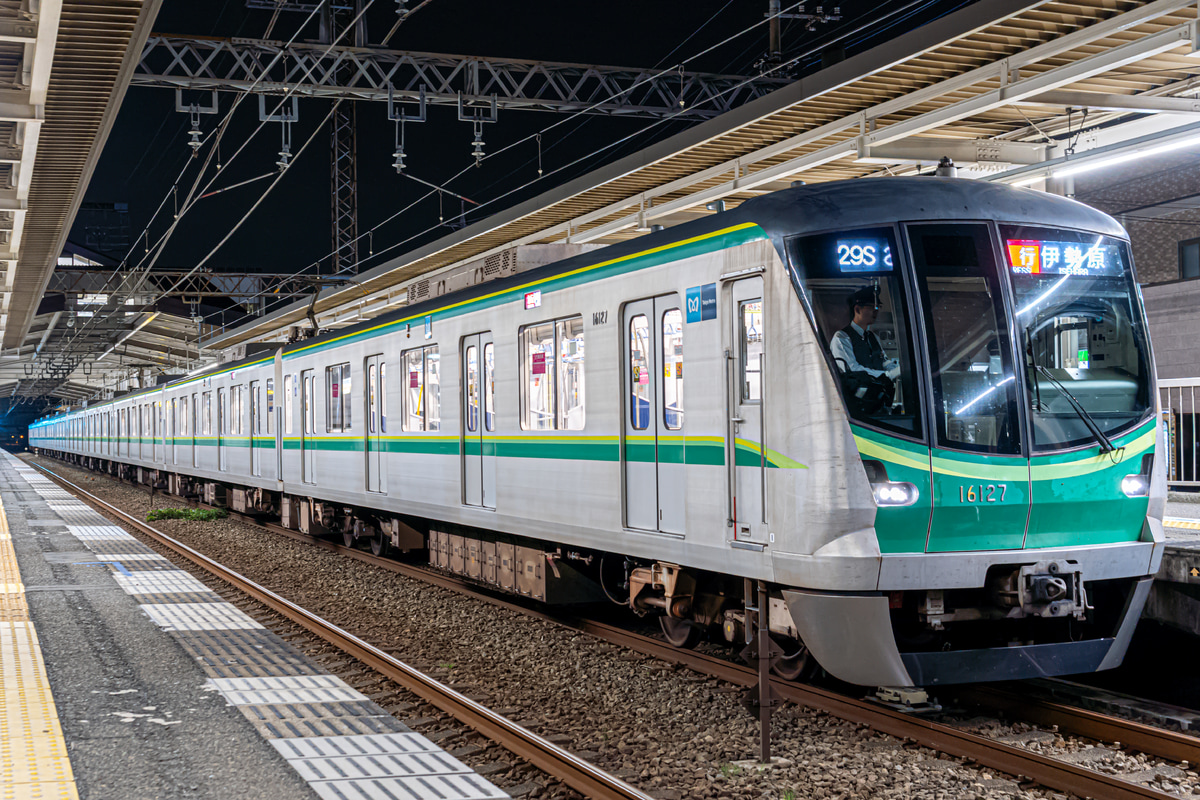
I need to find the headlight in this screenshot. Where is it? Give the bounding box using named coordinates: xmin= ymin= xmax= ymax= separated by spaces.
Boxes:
xmin=872 ymin=482 xmax=920 ymax=507
xmin=1120 ymin=474 xmax=1149 ymax=498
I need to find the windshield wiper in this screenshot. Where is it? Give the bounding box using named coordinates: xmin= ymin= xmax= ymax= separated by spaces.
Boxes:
xmin=1033 ymin=364 xmax=1115 ymax=453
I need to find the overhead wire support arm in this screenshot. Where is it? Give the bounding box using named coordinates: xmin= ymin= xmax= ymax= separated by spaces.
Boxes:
xmin=133 ymin=36 xmax=789 ymax=121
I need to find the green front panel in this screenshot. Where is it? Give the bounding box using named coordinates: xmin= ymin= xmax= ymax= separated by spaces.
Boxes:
xmin=1025 ymin=420 xmax=1155 ymax=549
xmin=851 ymin=426 xmax=931 ymax=554
xmin=927 ymin=449 xmax=1029 ymax=553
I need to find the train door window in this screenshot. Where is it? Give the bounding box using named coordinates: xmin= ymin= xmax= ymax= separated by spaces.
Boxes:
xmin=909 ymin=223 xmax=1019 ymax=454
xmin=368 ymin=363 xmax=377 ymax=433
xmin=739 ymin=300 xmax=763 ymax=402
xmin=662 ymin=308 xmax=684 ymax=430
xmin=483 ymin=343 xmax=494 ymax=432
xmin=380 ymin=363 xmax=387 ymax=433
xmin=203 ymin=392 xmax=212 ymax=435
xmin=629 ymin=315 xmax=651 ymax=430
xmin=304 ymin=374 xmax=315 ymax=434
xmin=403 ymin=346 xmax=440 ymax=431
xmin=788 ymin=226 xmax=922 ymax=438
xmin=284 ymin=374 xmax=294 ymax=434
xmin=250 ymin=382 xmax=260 ymax=436
xmin=266 ymin=378 xmax=275 ymax=434
xmin=520 ymin=316 xmax=585 ymax=430
xmin=465 ymin=345 xmax=478 ymax=433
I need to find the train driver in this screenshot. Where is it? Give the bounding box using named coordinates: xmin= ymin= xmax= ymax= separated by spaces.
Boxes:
xmin=830 ymin=287 xmax=901 ymax=414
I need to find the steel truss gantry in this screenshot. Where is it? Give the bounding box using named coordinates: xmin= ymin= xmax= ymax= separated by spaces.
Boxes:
xmin=132 ymin=35 xmax=790 ymax=121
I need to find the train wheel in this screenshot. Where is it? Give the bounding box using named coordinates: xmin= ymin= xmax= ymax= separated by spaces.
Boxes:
xmin=370 ymin=528 xmax=389 ymax=557
xmin=771 ymin=637 xmax=815 ymax=681
xmin=659 ymin=615 xmax=702 ymax=649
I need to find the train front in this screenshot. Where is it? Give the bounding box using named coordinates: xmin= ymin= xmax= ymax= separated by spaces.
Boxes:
xmin=776 ymin=179 xmax=1163 ymax=687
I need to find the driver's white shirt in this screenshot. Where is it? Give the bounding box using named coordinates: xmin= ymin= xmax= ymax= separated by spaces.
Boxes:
xmin=830 ymin=322 xmax=888 ymax=377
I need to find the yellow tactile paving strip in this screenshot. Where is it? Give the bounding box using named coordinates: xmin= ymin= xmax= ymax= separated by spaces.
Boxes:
xmin=0 ymin=495 xmax=78 ymax=800
xmin=1165 ymin=516 xmax=1200 ymax=531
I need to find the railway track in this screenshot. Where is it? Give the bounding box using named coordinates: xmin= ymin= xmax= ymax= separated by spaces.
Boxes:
xmin=29 ymin=458 xmax=1199 ymax=800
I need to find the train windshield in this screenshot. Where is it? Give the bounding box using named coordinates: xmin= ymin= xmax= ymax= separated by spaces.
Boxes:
xmin=790 ymin=226 xmax=923 ymax=438
xmin=1001 ymin=225 xmax=1153 ymax=451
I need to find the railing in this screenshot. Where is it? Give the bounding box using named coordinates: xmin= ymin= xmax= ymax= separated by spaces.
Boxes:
xmin=1159 ymin=378 xmax=1200 ymax=487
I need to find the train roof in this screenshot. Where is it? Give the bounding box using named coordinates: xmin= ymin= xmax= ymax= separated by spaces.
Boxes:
xmin=281 ymin=177 xmax=1125 ymax=359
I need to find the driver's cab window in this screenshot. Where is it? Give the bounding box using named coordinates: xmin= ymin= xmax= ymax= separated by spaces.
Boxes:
xmin=790 ymin=227 xmax=922 ymax=438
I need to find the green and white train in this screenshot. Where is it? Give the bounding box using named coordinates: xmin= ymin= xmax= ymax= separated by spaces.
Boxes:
xmin=30 ymin=177 xmax=1164 ymax=687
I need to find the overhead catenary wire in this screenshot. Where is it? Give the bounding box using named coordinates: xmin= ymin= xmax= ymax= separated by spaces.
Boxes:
xmin=215 ymin=0 xmax=828 ymax=313
xmin=37 ymin=2 xmax=329 ymax=391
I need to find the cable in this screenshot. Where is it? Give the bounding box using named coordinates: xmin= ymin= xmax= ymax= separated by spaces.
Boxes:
xmin=215 ymin=1 xmax=818 ymax=313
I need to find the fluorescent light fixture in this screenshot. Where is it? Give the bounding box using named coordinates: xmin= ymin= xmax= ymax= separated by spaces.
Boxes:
xmin=1054 ymin=133 xmax=1200 ymax=179
xmin=94 ymin=312 xmax=160 ymax=364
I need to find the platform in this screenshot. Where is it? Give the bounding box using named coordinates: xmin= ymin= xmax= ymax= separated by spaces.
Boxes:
xmin=1144 ymin=503 xmax=1200 ymax=638
xmin=0 ymin=451 xmax=507 ymax=800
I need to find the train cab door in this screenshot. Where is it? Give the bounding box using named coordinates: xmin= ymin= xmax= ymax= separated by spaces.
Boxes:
xmin=365 ymin=354 xmax=387 ymax=494
xmin=461 ymin=334 xmax=495 ymax=509
xmin=301 ymin=369 xmax=315 ymax=484
xmin=622 ymin=297 xmax=686 ymax=535
xmin=727 ymin=278 xmax=768 ymax=544
xmin=250 ymin=380 xmax=262 ymax=477
xmin=907 ymin=222 xmax=1030 ymax=552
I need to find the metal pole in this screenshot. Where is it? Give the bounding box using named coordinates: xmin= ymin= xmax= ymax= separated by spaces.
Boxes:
xmin=757 ymin=579 xmax=772 ymax=763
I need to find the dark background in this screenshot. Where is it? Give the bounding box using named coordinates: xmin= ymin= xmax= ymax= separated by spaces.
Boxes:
xmin=72 ymin=0 xmax=978 ymax=280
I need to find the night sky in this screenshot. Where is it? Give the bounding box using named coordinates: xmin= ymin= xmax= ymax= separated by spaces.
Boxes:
xmin=72 ymin=0 xmax=978 ymax=282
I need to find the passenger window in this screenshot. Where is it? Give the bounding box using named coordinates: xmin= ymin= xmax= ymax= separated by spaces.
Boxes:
xmin=483 ymin=343 xmax=494 ymax=432
xmin=203 ymin=392 xmax=212 ymax=435
xmin=909 ymin=223 xmax=1019 ymax=454
xmin=740 ymin=300 xmax=763 ymax=402
xmin=789 ymin=226 xmax=922 ymax=438
xmin=629 ymin=315 xmax=650 ymax=430
xmin=326 ymin=363 xmax=351 ymax=432
xmin=662 ymin=308 xmax=683 ymax=430
xmin=520 ymin=316 xmax=585 ymax=430
xmin=266 ymin=378 xmax=275 ymax=434
xmin=403 ymin=346 xmax=440 ymax=431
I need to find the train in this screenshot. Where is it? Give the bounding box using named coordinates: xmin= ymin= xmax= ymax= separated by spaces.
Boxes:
xmin=30 ymin=177 xmax=1165 ymax=688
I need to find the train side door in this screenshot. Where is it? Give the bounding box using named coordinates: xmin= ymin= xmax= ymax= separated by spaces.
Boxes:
xmin=217 ymin=388 xmax=227 ymax=471
xmin=156 ymin=401 xmax=165 ymax=463
xmin=168 ymin=399 xmax=176 ymax=464
xmin=301 ymin=369 xmax=315 ymax=484
xmin=365 ymin=354 xmax=387 ymax=493
xmin=461 ymin=334 xmax=495 ymax=509
xmin=250 ymin=380 xmax=261 ymax=477
xmin=727 ymin=278 xmax=768 ymax=544
xmin=190 ymin=394 xmax=198 ymax=468
xmin=622 ymin=297 xmax=686 ymax=534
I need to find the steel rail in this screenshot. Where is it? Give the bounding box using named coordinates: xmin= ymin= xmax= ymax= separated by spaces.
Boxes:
xmin=31 ymin=458 xmax=1190 ymax=800
xmin=27 ymin=462 xmax=654 ymax=800
xmin=953 ymin=685 xmax=1200 ymax=765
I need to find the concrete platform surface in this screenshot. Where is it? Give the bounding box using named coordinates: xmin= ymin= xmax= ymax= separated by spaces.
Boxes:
xmin=1 ymin=452 xmax=508 ymax=800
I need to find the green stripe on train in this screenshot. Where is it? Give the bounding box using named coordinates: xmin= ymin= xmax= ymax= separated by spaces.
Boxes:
xmin=55 ymin=432 xmax=806 ymax=468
